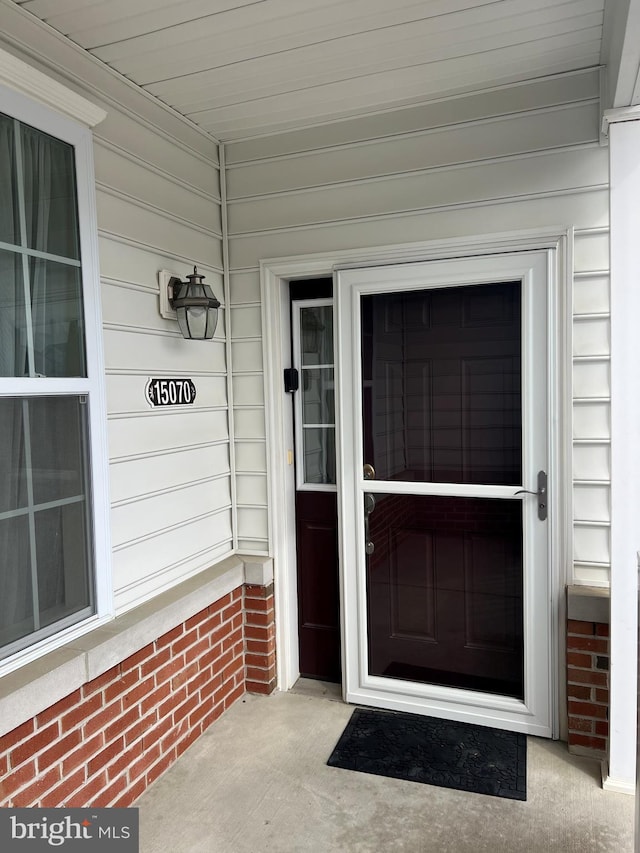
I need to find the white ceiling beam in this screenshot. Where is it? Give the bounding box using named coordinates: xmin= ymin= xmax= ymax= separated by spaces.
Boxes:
xmin=601 ymin=0 xmax=640 ymax=108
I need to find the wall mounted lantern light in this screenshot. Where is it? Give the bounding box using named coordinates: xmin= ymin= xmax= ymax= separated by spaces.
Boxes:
xmin=159 ymin=267 xmax=220 ymax=340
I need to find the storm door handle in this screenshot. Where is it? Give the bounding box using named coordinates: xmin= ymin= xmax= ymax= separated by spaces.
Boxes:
xmin=364 ymin=492 xmax=376 ymax=555
xmin=515 ymin=470 xmax=548 ymax=521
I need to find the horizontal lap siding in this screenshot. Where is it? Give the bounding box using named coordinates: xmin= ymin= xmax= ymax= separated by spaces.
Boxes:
xmin=225 ymin=102 xmax=600 ymax=198
xmin=228 ymin=147 xmax=607 ymax=234
xmin=225 ymin=68 xmax=610 ymax=582
xmin=94 ymin=97 xmax=231 ymax=610
xmin=227 ymin=183 xmax=609 ymax=268
xmin=0 ymin=10 xmax=231 ymax=611
xmin=225 ymin=71 xmax=601 ymax=163
xmin=97 ymin=128 xmax=230 ymax=608
xmin=229 ymin=274 xmax=268 ymax=552
xmin=573 ymin=228 xmax=611 ymax=585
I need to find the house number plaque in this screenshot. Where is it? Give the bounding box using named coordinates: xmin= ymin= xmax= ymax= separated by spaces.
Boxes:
xmin=145 ymin=378 xmax=196 ymax=407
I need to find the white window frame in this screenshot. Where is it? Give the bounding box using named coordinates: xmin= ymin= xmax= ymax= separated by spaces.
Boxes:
xmin=291 ymin=298 xmax=337 ymax=493
xmin=0 ymin=71 xmax=112 ymax=676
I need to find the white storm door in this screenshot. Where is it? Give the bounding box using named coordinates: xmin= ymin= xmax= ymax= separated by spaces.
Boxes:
xmin=336 ymin=252 xmax=553 ymax=737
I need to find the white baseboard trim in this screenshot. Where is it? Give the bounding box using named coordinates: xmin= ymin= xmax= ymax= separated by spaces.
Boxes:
xmin=602 ymin=761 xmax=636 ymax=795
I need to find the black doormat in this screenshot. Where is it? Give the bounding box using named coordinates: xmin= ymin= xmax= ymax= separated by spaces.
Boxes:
xmin=327 ymin=708 xmax=527 ymax=800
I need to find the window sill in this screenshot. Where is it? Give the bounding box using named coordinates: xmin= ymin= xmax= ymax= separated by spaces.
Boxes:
xmin=0 ymin=554 xmax=273 ymax=738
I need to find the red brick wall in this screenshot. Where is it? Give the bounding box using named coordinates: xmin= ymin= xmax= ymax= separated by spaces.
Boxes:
xmin=244 ymin=584 xmax=276 ymax=694
xmin=0 ymin=582 xmax=276 ymax=808
xmin=567 ymin=619 xmax=609 ymax=756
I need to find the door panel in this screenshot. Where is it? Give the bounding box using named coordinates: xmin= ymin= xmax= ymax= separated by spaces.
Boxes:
xmin=295 ymin=490 xmax=340 ymax=681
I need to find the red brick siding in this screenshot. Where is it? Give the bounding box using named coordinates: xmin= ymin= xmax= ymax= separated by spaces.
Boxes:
xmin=0 ymin=580 xmax=277 ymax=808
xmin=244 ymin=584 xmax=277 ymax=694
xmin=567 ymin=619 xmax=609 ymax=755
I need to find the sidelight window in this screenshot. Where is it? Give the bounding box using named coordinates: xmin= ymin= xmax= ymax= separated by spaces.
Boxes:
xmin=292 ymin=300 xmax=336 ymax=488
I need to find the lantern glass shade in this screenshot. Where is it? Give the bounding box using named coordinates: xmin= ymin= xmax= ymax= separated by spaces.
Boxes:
xmin=170 ymin=268 xmax=220 ymax=340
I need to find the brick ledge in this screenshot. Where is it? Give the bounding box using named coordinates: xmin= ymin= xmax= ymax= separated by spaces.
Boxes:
xmin=0 ymin=555 xmax=273 ymax=738
xmin=566 ymin=585 xmax=609 ymax=624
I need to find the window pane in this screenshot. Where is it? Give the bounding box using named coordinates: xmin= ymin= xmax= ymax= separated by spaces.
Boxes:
xmin=0 ymin=114 xmax=19 ymax=246
xmin=0 ymin=399 xmax=28 ymax=511
xmin=36 ymin=502 xmax=92 ymax=630
xmin=300 ymin=305 xmax=333 ymax=366
xmin=30 ymin=396 xmax=90 ymax=504
xmin=0 ymin=250 xmax=85 ymax=378
xmin=303 ymin=427 xmax=336 ymax=484
xmin=20 ymin=123 xmax=80 ymax=260
xmin=0 ymin=515 xmax=33 ymax=648
xmin=0 ymin=249 xmax=28 ymax=378
xmin=302 ymin=368 xmax=334 ymax=424
xmin=29 ymin=257 xmax=86 ymax=377
xmin=0 ymin=396 xmax=94 ymax=658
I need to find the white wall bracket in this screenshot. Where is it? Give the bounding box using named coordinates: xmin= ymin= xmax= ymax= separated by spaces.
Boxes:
xmin=158 ymin=269 xmax=181 ymax=320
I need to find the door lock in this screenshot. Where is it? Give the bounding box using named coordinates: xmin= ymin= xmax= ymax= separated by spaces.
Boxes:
xmin=515 ymin=470 xmax=548 ymax=521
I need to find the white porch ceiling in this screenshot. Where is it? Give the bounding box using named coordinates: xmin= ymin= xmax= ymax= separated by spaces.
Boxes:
xmin=9 ymin=0 xmax=624 ymax=141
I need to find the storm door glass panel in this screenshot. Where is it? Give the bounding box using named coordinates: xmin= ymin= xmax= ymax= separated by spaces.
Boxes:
xmin=361 ymin=282 xmax=521 ymax=485
xmin=300 ymin=305 xmax=335 ymax=485
xmin=366 ymin=494 xmax=524 ymax=698
xmin=0 ymin=397 xmax=94 ymax=655
xmin=361 ymin=282 xmax=525 ymax=699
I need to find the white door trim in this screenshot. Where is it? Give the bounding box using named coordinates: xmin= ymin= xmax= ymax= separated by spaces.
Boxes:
xmin=260 ymin=229 xmax=570 ymax=740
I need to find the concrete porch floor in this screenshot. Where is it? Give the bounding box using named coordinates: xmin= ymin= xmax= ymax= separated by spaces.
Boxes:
xmin=136 ymin=682 xmax=634 ymax=852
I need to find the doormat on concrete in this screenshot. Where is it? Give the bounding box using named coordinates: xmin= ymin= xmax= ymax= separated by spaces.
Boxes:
xmin=327 ymin=708 xmax=527 ymax=800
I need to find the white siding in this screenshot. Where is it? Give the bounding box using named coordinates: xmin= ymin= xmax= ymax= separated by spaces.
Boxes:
xmin=225 ymin=67 xmax=611 ymax=583
xmin=228 ymin=272 xmax=266 ymax=552
xmin=94 ymin=98 xmax=230 ymax=610
xmin=0 ymin=10 xmax=232 ymax=611
xmin=573 ymin=228 xmax=611 ymax=585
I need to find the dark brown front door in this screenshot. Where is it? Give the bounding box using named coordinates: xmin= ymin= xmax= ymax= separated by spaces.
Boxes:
xmin=290 ymin=281 xmax=341 ymax=682
xmin=295 ymin=491 xmax=340 ymax=681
